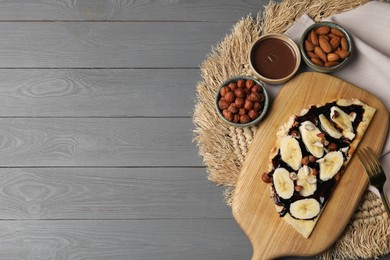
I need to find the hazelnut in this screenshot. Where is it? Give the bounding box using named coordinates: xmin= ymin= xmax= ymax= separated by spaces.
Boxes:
xmin=228 ymin=82 xmax=237 ymax=91
xmin=224 ymin=92 xmax=235 ymax=103
xmin=262 ymin=173 xmax=272 ymax=183
xmin=233 ymin=114 xmax=240 ymax=123
xmin=220 ymin=86 xmax=229 ymax=97
xmin=248 ymin=110 xmax=259 ymax=120
xmin=244 ymin=100 xmax=253 ymax=111
xmin=245 ymin=79 xmax=255 ymax=90
xmin=227 ymin=103 xmax=238 ymax=113
xmin=309 ymin=155 xmax=316 ymax=163
xmin=224 ymin=111 xmax=234 ymax=122
xmin=328 ymin=143 xmax=338 ymax=151
xmin=251 ymin=84 xmax=262 ymax=93
xmin=321 ymin=138 xmax=330 ymax=146
xmin=240 ymin=115 xmax=250 ymax=124
xmin=312 ymin=168 xmax=318 ymax=176
xmin=247 ymin=92 xmax=260 ymax=102
xmin=253 ymin=102 xmax=262 ymax=111
xmin=238 ymin=108 xmax=246 ymax=116
xmin=222 ymin=109 xmax=229 ymax=118
xmin=237 ymin=79 xmax=245 ymax=88
xmin=218 ymin=98 xmax=229 ymax=110
xmin=290 ymin=130 xmax=300 ymax=139
xmin=295 ymin=185 xmax=303 ymax=192
xmin=235 ymin=98 xmax=245 ymax=108
xmin=234 ymin=88 xmax=246 ymax=98
xmin=301 ymin=156 xmax=309 ymax=165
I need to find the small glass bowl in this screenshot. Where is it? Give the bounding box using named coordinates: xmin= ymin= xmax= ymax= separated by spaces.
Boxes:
xmin=215 ymin=76 xmax=269 ymax=127
xmin=300 ymin=21 xmax=353 ymax=73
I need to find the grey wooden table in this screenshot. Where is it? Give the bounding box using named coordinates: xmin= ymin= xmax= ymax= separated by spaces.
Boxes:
xmin=0 ymin=1 xmax=388 ymax=259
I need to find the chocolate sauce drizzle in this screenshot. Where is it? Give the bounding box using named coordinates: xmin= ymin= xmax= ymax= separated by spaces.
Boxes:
xmin=267 ymin=101 xmax=364 ymax=219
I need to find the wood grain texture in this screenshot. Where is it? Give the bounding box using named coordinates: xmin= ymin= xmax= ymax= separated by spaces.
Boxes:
xmin=0 ymin=219 xmax=251 ymax=260
xmin=0 ymin=22 xmax=232 ymax=68
xmin=0 ymin=0 xmax=260 ymax=21
xmin=0 ymin=118 xmax=202 ymax=166
xmin=232 ymin=73 xmax=389 ymax=259
xmin=0 ymin=69 xmax=198 ymax=117
xmin=0 ymin=167 xmax=233 ymax=219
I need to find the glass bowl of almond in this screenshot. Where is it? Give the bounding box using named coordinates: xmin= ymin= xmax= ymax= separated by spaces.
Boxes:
xmin=300 ymin=22 xmax=352 ymax=73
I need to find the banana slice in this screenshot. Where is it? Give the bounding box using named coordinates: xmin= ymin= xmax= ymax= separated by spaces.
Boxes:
xmin=273 ymin=168 xmax=294 ymax=200
xmin=299 ymin=121 xmax=324 ymax=158
xmin=330 ymin=106 xmax=355 ymax=140
xmin=280 ymin=136 xmax=302 ymax=171
xmin=318 ymin=151 xmax=344 ymax=181
xmin=319 ymin=114 xmax=342 ymax=139
xmin=297 ymin=167 xmax=317 ymax=197
xmin=290 ymin=198 xmax=321 ymax=220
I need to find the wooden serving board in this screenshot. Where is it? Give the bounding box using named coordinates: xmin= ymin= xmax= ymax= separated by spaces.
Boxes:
xmin=232 ymin=72 xmax=389 ymax=259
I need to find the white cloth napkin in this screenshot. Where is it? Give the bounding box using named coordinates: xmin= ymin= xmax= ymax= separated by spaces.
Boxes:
xmin=281 ymin=1 xmax=390 ymax=199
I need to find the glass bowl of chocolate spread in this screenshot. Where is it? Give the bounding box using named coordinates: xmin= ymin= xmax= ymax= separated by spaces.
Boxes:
xmin=249 ymin=34 xmax=301 ymax=84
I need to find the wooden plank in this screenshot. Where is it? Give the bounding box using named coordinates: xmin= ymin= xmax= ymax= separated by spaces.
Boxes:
xmin=0 ymin=0 xmax=260 ymax=21
xmin=0 ymin=22 xmax=232 ymax=68
xmin=0 ymin=118 xmax=202 ymax=166
xmin=0 ymin=168 xmax=230 ymax=219
xmin=0 ymin=219 xmax=251 ymax=260
xmin=0 ymin=69 xmax=198 ymax=117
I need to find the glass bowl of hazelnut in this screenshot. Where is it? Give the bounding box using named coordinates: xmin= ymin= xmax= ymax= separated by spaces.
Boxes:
xmin=215 ymin=76 xmax=269 ymax=127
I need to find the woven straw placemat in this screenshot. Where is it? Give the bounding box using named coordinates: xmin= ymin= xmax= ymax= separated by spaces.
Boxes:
xmin=193 ymin=0 xmax=390 ymax=259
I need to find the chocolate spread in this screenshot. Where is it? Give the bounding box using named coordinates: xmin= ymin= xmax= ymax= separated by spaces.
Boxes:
xmin=268 ymin=102 xmax=364 ymax=219
xmin=250 ymin=38 xmax=296 ymax=79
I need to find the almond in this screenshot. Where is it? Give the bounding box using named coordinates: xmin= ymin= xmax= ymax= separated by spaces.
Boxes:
xmin=325 ymin=61 xmax=340 ymax=67
xmin=315 ymin=26 xmax=330 ymax=35
xmin=314 ymin=46 xmax=327 ymax=62
xmin=319 ymin=36 xmax=332 ymax=53
xmin=310 ymin=30 xmax=319 ymax=46
xmin=306 ymin=51 xmax=319 ymax=59
xmin=341 ymin=37 xmax=348 ymax=51
xmin=305 ymin=40 xmax=314 ymax=52
xmin=330 ymin=36 xmax=341 ymax=51
xmin=335 ymin=50 xmax=350 ymax=59
xmin=311 ymin=57 xmax=324 ymax=66
xmin=331 ymin=28 xmax=345 ymax=37
xmin=322 ymin=35 xmax=330 ymax=41
xmin=327 ymin=53 xmax=340 ymax=62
